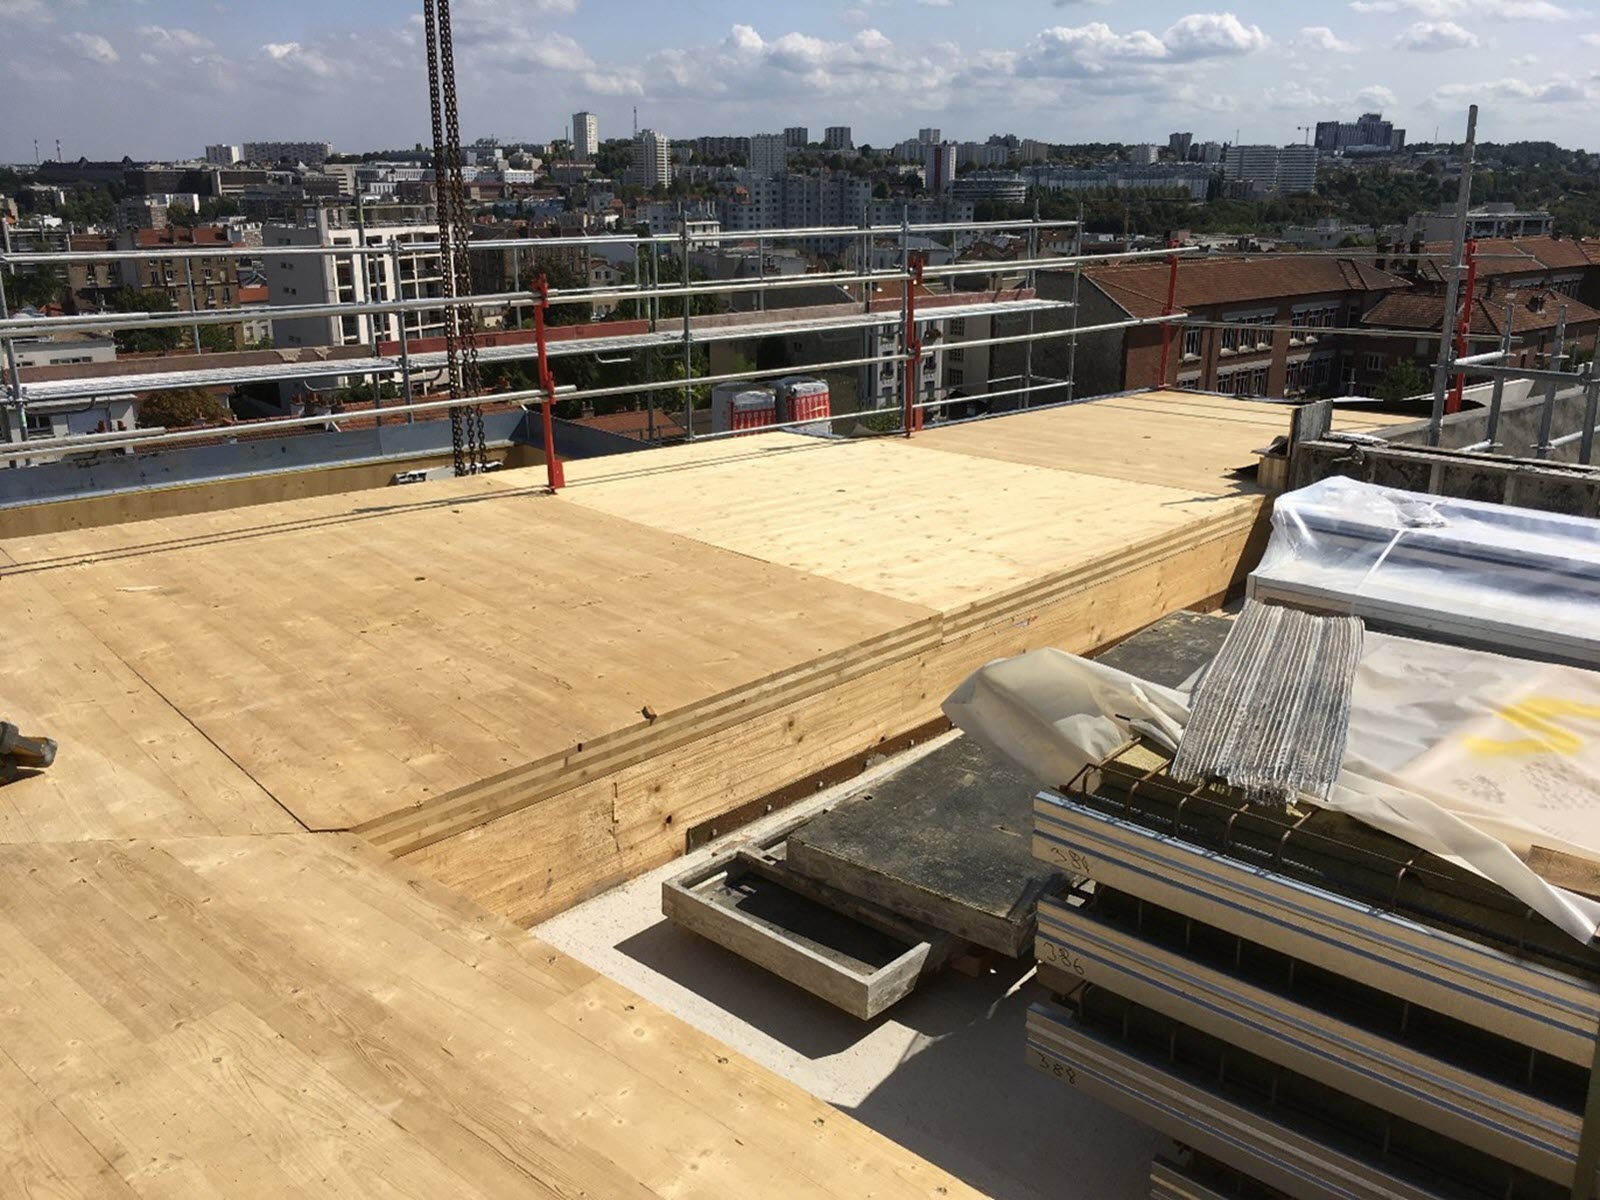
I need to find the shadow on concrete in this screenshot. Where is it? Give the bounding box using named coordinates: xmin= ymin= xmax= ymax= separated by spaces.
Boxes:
xmin=616 ymin=918 xmax=1163 ymax=1200
xmin=614 ymin=917 xmax=891 ymax=1059
xmin=842 ymin=969 xmax=1166 ymax=1200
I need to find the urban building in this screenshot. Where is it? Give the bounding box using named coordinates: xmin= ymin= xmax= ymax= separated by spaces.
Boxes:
xmin=1400 ymin=235 xmax=1596 ymax=306
xmin=1357 ymin=287 xmax=1599 ymax=392
xmin=1130 ymin=144 xmax=1161 ymax=167
xmin=922 ymin=142 xmax=956 ymax=195
xmin=205 ymin=143 xmax=242 ymax=166
xmin=242 ymin=141 xmax=333 ymax=167
xmin=824 ymin=126 xmax=854 ymax=152
xmin=956 ymin=141 xmax=1010 ymax=168
xmin=113 ymin=226 xmax=246 ymax=344
xmin=1018 ymin=139 xmax=1051 ymax=163
xmin=918 ymin=128 xmax=942 ymax=145
xmin=1222 ymin=144 xmax=1318 ymax=198
xmin=1283 ymin=218 xmax=1375 ymax=249
xmin=783 ymin=127 xmax=809 ymax=149
xmin=264 ymin=207 xmax=445 ymax=354
xmin=1198 ymin=141 xmax=1224 ymax=165
xmin=1049 ymin=255 xmax=1409 ymax=397
xmin=572 ymin=111 xmax=599 ymax=159
xmin=748 ymin=134 xmax=789 ymax=180
xmin=1023 ymin=164 xmax=1215 ymax=200
xmin=1168 ymin=132 xmax=1194 ymax=161
xmin=627 ymin=129 xmax=671 ymax=189
xmin=1314 ymin=112 xmax=1405 ymax=157
xmin=1406 ymin=202 xmax=1556 ymax=244
xmin=695 ymin=135 xmax=751 ymax=162
xmin=13 ymin=331 xmax=118 ymax=370
xmin=116 ymin=195 xmax=187 ymax=232
xmin=951 ymin=172 xmax=1028 ymax=205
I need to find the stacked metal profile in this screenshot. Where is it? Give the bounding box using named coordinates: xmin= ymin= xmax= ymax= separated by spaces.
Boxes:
xmin=1026 ymin=738 xmax=1600 ymax=1200
xmin=1169 ymin=601 xmax=1362 ymax=808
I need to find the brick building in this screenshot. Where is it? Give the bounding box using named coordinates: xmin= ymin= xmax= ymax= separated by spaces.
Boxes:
xmin=1356 ymin=287 xmax=1600 ymax=393
xmin=1060 ymin=256 xmax=1410 ymax=398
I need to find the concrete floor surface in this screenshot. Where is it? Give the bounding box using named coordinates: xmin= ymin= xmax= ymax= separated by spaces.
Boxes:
xmin=535 ymin=734 xmax=1167 ymax=1200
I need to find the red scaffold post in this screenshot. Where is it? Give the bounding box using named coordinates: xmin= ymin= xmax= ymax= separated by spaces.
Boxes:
xmin=903 ymin=254 xmax=925 ymax=437
xmin=532 ymin=274 xmax=567 ymax=491
xmin=1446 ymin=238 xmax=1479 ymax=415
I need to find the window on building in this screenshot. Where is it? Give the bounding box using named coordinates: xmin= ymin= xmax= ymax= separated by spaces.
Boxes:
xmin=948 ymin=347 xmax=964 ymax=363
xmin=1182 ymin=327 xmax=1202 ymax=359
xmin=24 ymin=412 xmax=53 ymax=437
xmin=1221 ymin=325 xmax=1240 ymax=353
xmin=948 ymin=318 xmax=966 ymax=337
xmin=1250 ymin=367 xmax=1269 ymax=396
xmin=1364 ymin=353 xmax=1383 ymax=372
xmin=947 ymin=368 xmax=964 ymax=387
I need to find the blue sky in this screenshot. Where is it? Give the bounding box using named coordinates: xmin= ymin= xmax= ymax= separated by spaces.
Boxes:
xmin=3 ymin=0 xmax=1598 ymax=162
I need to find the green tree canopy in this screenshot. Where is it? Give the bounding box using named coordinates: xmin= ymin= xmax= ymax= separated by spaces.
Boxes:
xmin=137 ymin=387 xmax=231 ymax=429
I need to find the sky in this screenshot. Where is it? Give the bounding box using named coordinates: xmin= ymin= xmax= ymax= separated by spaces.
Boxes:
xmin=3 ymin=0 xmax=1599 ymax=163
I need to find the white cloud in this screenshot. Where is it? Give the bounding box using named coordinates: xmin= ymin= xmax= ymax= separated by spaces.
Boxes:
xmin=1352 ymin=0 xmax=1574 ymax=18
xmin=0 ymin=0 xmax=50 ymax=24
xmin=1296 ymin=25 xmax=1357 ymax=52
xmin=1437 ymin=74 xmax=1596 ymax=103
xmin=1018 ymin=23 xmax=1168 ymax=76
xmin=1582 ymin=32 xmax=1600 ymax=46
xmin=1162 ymin=12 xmax=1270 ymax=59
xmin=262 ymin=41 xmax=334 ymax=78
xmin=61 ymin=32 xmax=118 ymax=64
xmin=138 ymin=26 xmax=216 ymax=55
xmin=1356 ymin=83 xmax=1399 ymax=108
xmin=916 ymin=0 xmax=954 ymax=6
xmin=1398 ymin=20 xmax=1480 ymax=49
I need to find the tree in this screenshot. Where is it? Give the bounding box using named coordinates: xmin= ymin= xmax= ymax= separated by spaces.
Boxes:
xmin=1375 ymin=360 xmax=1429 ymax=402
xmin=137 ymin=388 xmax=231 ymax=429
xmin=199 ymin=324 xmax=239 ymax=353
xmin=520 ymin=256 xmax=589 ymax=326
xmin=199 ymin=196 xmax=240 ymax=222
xmin=167 ymin=203 xmax=199 ymax=227
xmin=10 ymin=266 xmax=64 ymax=311
xmin=109 ymin=288 xmax=184 ymax=353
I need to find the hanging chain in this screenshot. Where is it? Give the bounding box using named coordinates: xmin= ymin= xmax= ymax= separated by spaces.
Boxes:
xmin=424 ymin=0 xmax=486 ymax=475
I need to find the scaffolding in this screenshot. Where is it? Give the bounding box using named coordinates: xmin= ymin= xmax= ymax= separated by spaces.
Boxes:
xmin=0 ymin=213 xmax=1204 ymax=484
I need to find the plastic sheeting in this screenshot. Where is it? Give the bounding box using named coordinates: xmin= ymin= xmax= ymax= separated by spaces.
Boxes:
xmin=944 ymin=632 xmax=1600 ymax=943
xmin=1248 ymin=476 xmax=1600 ymax=668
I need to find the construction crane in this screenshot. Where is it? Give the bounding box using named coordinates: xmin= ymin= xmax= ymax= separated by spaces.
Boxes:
xmin=421 ymin=0 xmax=489 ymax=476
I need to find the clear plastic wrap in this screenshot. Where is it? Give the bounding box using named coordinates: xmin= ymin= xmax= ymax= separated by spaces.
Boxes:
xmin=1249 ymin=476 xmax=1600 ymax=667
xmin=944 ymin=632 xmax=1600 ymax=943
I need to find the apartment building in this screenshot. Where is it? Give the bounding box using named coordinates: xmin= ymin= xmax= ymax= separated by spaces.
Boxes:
xmin=264 ymin=207 xmax=445 ymax=351
xmin=1062 ymin=255 xmax=1410 ymax=397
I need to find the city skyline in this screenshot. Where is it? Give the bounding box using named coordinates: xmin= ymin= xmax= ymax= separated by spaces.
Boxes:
xmin=3 ymin=0 xmax=1598 ymax=163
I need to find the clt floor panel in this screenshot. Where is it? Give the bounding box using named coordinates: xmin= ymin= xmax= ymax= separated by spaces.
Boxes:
xmin=0 ymin=833 xmax=974 ymax=1199
xmin=0 ymin=391 xmax=1296 ymax=1196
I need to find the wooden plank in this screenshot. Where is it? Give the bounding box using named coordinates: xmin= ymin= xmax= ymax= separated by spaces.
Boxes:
xmin=0 ymin=834 xmax=979 ymax=1200
xmin=0 ymin=550 xmax=299 ymax=844
xmin=560 ymin=428 xmax=1262 ymax=613
xmin=662 ymin=844 xmax=945 ymax=1020
xmin=2 ymin=484 xmax=928 ymax=832
xmin=0 ymin=1050 xmax=136 ymax=1199
xmin=402 ymin=514 xmax=1263 ymax=927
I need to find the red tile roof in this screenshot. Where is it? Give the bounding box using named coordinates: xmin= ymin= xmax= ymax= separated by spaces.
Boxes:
xmin=1087 ymin=256 xmax=1409 ymax=319
xmin=1413 ymin=236 xmax=1594 ymax=283
xmin=571 ymin=409 xmax=685 ymax=440
xmin=1363 ymin=287 xmax=1600 ymax=337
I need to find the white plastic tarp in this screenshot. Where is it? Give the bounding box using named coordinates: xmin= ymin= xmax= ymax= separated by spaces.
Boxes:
xmin=944 ymin=633 xmax=1600 ymax=943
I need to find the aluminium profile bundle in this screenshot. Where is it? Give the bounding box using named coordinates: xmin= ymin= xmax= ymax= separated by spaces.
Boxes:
xmin=1168 ymin=600 xmax=1362 ymax=807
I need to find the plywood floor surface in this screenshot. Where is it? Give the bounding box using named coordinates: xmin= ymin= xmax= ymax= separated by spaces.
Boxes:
xmin=2 ymin=478 xmax=928 ymax=831
xmin=0 ymin=832 xmax=975 ymax=1199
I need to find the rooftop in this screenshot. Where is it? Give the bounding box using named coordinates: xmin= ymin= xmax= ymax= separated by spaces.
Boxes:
xmin=1086 ymin=255 xmax=1410 ymax=319
xmin=1364 ymin=286 xmax=1600 ymax=336
xmin=0 ymin=391 xmax=1389 ymax=1197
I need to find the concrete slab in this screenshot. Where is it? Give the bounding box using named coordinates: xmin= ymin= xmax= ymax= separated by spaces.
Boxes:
xmin=535 ymin=737 xmax=1169 ymax=1200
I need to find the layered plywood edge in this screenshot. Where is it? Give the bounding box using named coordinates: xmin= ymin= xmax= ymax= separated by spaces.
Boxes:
xmin=0 ymin=391 xmax=1278 ymax=928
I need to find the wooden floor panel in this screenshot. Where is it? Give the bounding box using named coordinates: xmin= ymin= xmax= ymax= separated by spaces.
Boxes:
xmin=561 ymin=431 xmax=1250 ymax=611
xmin=0 ymin=834 xmax=976 ymax=1200
xmin=2 ymin=484 xmax=927 ymax=832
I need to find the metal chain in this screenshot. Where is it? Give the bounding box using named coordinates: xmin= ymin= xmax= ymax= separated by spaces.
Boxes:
xmin=435 ymin=0 xmax=487 ymax=474
xmin=425 ymin=0 xmax=486 ymax=475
